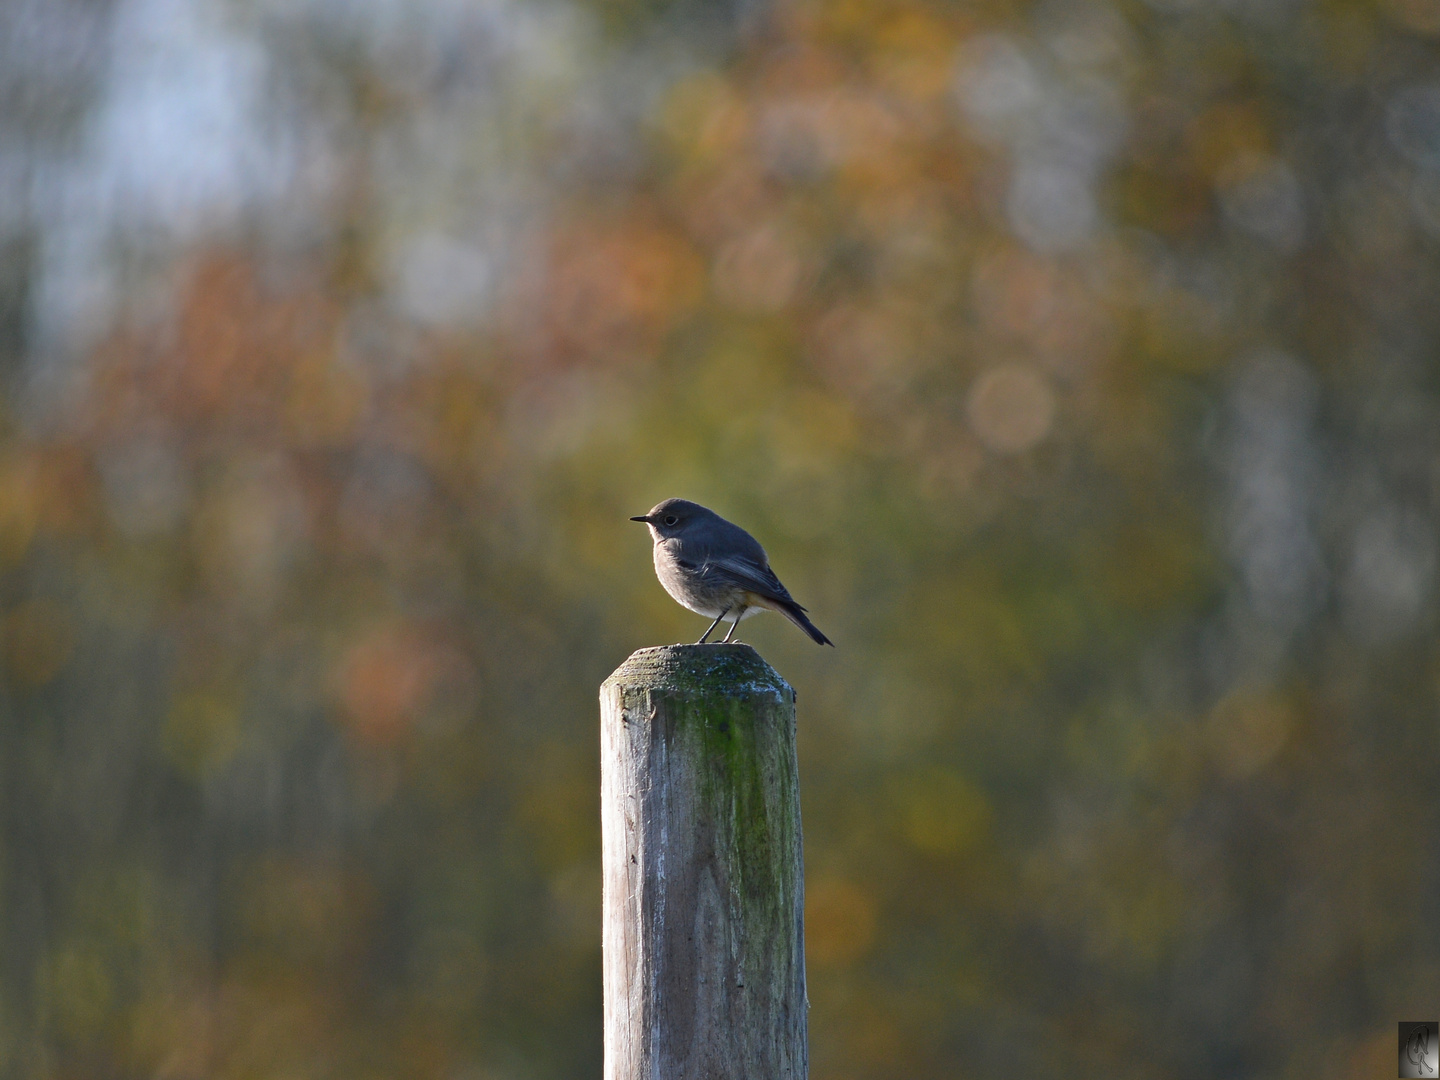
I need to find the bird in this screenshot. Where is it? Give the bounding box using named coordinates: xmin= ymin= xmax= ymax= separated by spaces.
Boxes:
xmin=630 ymin=498 xmax=833 ymax=646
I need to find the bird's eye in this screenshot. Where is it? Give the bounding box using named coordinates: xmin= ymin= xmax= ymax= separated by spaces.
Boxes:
xmin=663 ymin=515 xmax=678 ymax=526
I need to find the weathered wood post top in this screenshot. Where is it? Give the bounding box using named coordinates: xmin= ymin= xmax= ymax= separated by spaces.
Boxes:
xmin=600 ymin=643 xmax=808 ymax=1080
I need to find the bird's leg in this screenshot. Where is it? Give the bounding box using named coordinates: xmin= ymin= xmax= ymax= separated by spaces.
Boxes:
xmin=720 ymin=607 xmax=747 ymax=643
xmin=697 ymin=608 xmax=729 ymax=644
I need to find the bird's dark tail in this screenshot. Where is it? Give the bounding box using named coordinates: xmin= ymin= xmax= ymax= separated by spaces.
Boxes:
xmin=775 ymin=599 xmax=834 ymax=646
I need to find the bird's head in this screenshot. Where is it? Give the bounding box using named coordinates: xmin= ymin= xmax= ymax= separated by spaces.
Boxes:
xmin=630 ymin=498 xmax=709 ymax=541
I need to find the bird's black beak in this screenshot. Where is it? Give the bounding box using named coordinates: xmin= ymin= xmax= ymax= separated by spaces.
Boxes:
xmin=630 ymin=515 xmax=650 ymax=523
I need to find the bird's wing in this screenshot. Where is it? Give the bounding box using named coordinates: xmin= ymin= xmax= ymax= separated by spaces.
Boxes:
xmin=694 ymin=552 xmax=801 ymax=607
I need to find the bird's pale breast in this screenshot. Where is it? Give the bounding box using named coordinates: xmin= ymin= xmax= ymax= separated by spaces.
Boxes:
xmin=653 ymin=542 xmax=746 ymax=618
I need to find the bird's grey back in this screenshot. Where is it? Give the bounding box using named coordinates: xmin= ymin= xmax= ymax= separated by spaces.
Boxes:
xmin=671 ymin=506 xmax=769 ymax=569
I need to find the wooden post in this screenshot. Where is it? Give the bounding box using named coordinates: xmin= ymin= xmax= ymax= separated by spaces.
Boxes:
xmin=600 ymin=644 xmax=808 ymax=1080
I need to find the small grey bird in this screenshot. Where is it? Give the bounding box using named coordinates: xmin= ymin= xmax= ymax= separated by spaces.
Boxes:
xmin=631 ymin=498 xmax=833 ymax=646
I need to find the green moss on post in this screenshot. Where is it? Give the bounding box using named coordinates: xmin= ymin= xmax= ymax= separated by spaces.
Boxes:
xmin=601 ymin=644 xmax=808 ymax=1080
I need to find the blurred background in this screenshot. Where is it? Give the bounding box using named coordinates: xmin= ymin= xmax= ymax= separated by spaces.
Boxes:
xmin=1 ymin=0 xmax=1438 ymax=1075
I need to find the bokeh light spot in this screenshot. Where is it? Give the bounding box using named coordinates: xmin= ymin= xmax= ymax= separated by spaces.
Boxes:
xmin=335 ymin=623 xmax=464 ymax=746
xmin=0 ymin=456 xmax=38 ymax=567
xmin=712 ymin=223 xmax=805 ymax=313
xmin=1217 ymin=154 xmax=1305 ymax=252
xmin=1205 ymin=686 xmax=1293 ymax=778
xmin=965 ymin=363 xmax=1056 ymax=453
